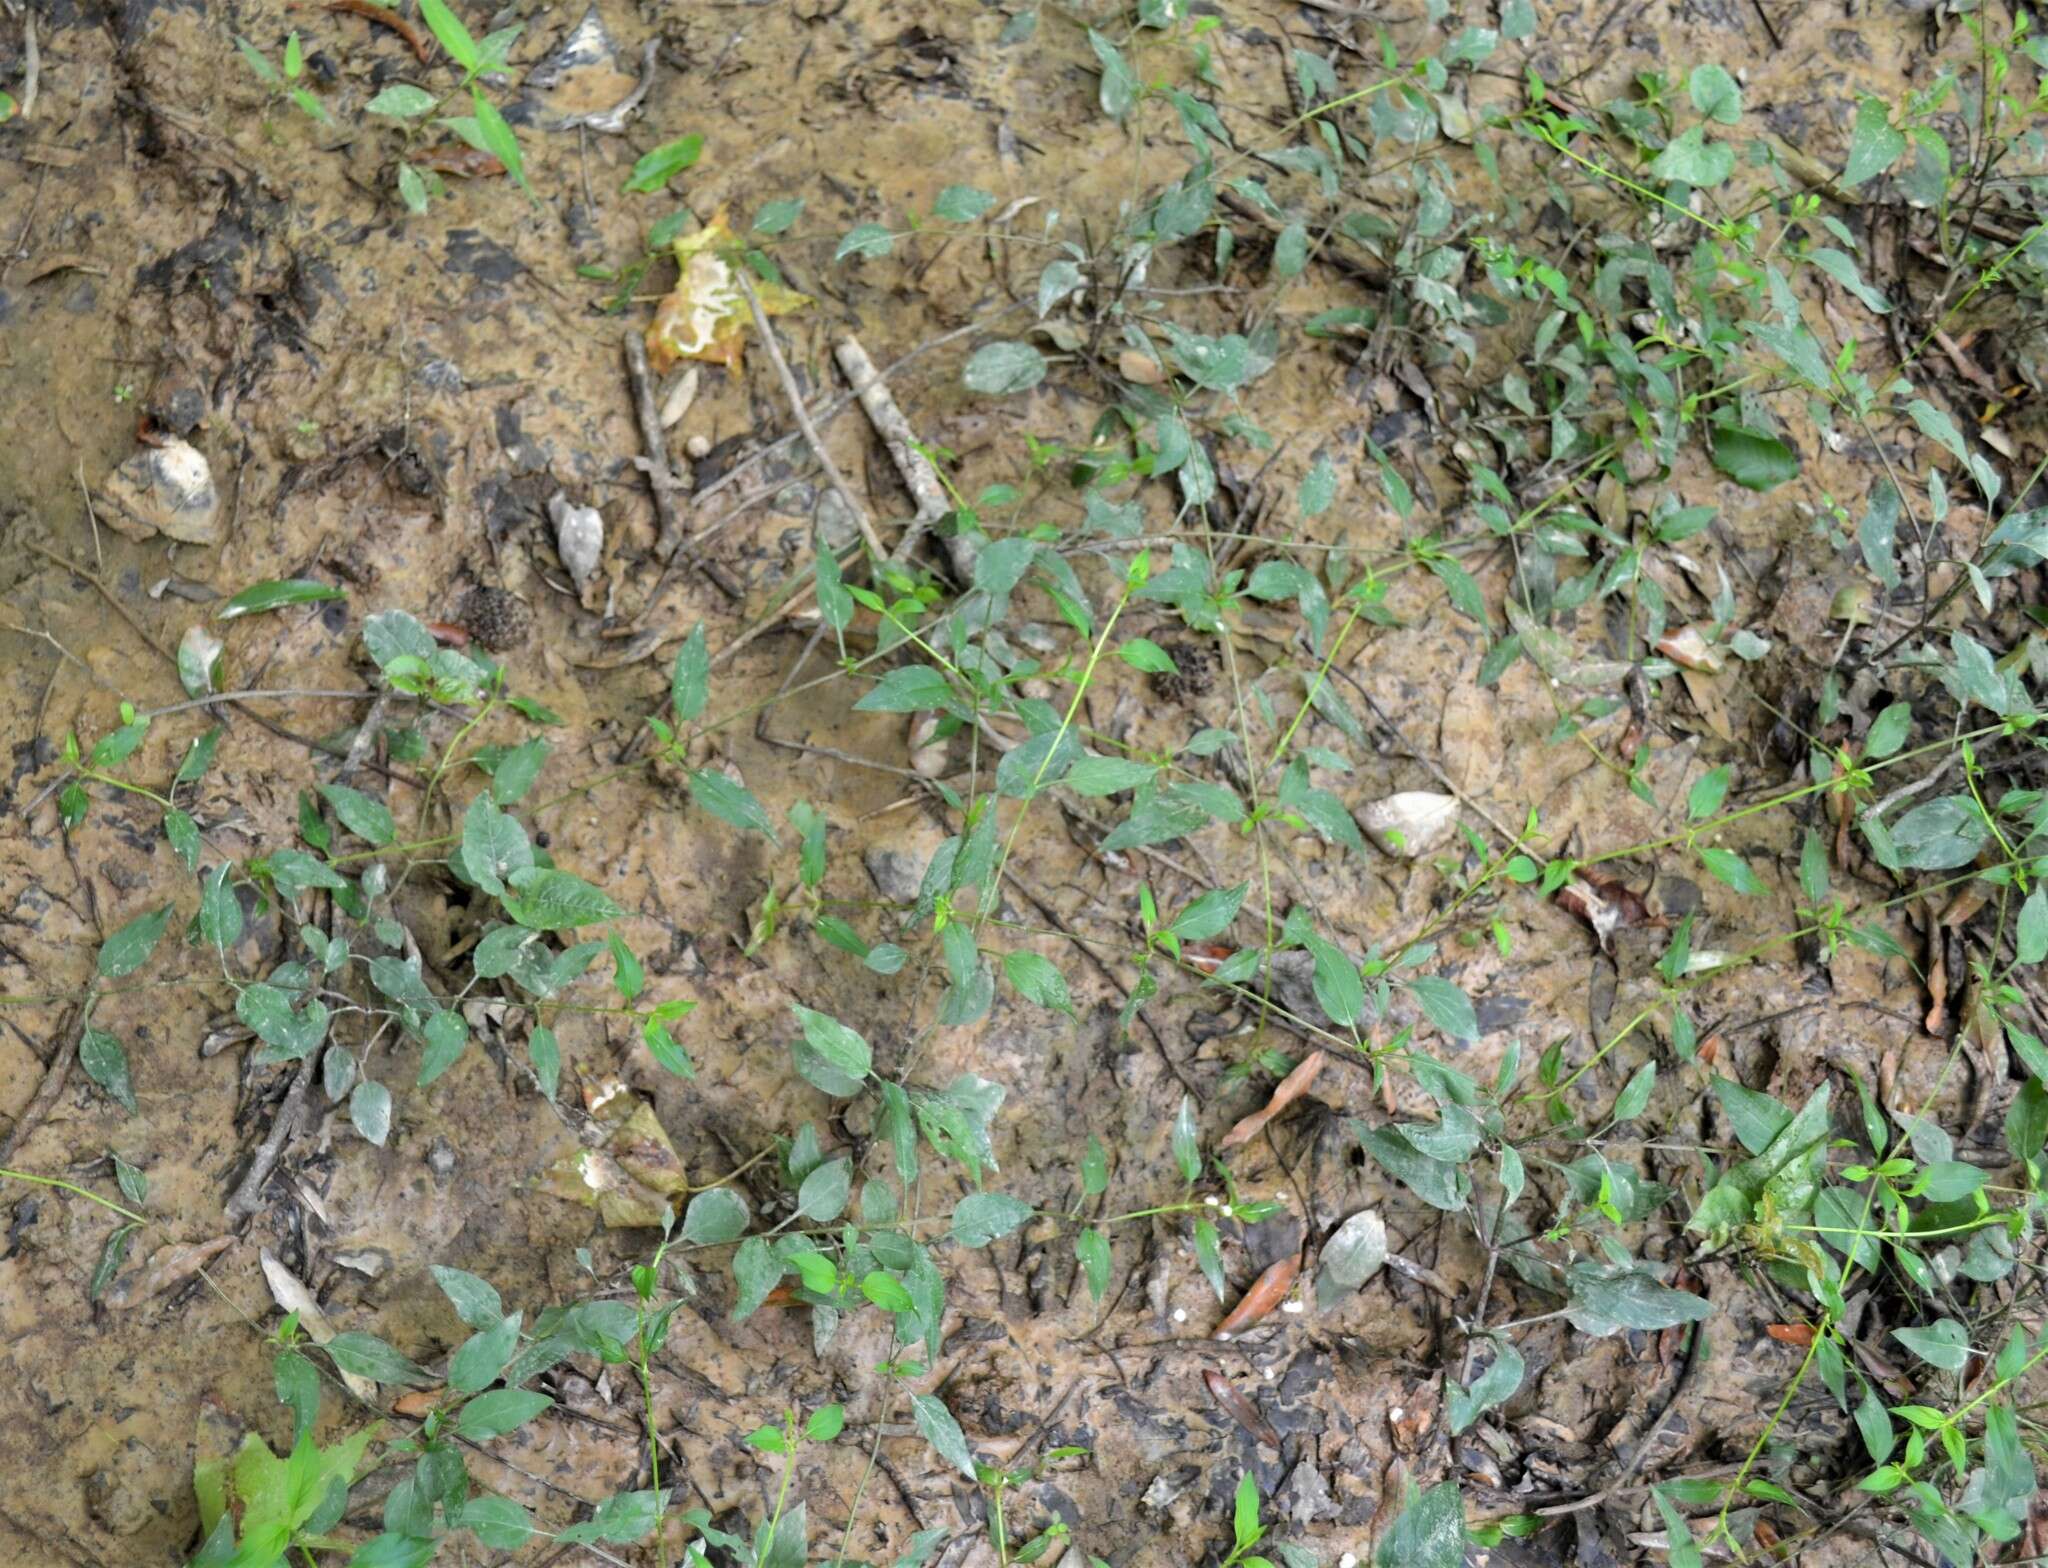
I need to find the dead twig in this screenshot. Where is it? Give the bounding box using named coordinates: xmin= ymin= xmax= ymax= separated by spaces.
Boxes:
xmin=833 ymin=334 xmax=954 ymax=571
xmin=224 ymin=1045 xmax=325 ymax=1222
xmin=0 ymin=1003 xmax=85 ymax=1165
xmin=623 ymin=330 xmax=692 ymax=561
xmin=733 ymin=269 xmax=888 ymax=562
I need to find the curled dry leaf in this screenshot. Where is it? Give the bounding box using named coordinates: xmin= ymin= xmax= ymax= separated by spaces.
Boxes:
xmin=260 ymin=1247 xmax=377 ymax=1403
xmin=1553 ymin=867 xmax=1660 ymax=955
xmin=1219 ymin=1050 xmax=1327 ymax=1150
xmin=107 ymin=1236 xmax=231 ymax=1310
xmin=1214 ymin=1254 xmax=1300 ymax=1340
xmin=1765 ymin=1323 xmax=1815 ymax=1347
xmin=539 ymin=1081 xmax=688 ymax=1228
xmin=1202 ymin=1368 xmax=1281 ymax=1449
xmin=646 ymin=214 xmax=812 ymax=373
xmin=1654 ymin=623 xmax=1724 ymax=673
xmin=1356 ymin=791 xmax=1458 ymax=858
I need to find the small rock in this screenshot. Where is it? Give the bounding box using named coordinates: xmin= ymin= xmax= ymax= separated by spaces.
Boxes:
xmin=147 ymin=374 xmax=207 ymax=437
xmin=426 ymin=1138 xmax=457 ymax=1176
xmin=1277 ymin=1459 xmax=1340 ymax=1526
xmin=683 ymin=433 xmax=711 ymax=460
xmin=97 ymin=439 xmax=221 ymax=544
xmin=864 ymin=847 xmax=923 ymax=904
xmin=1356 ymin=792 xmax=1459 ymax=858
xmin=547 ymin=491 xmax=604 ymax=593
xmin=459 ymin=586 xmax=534 ymax=651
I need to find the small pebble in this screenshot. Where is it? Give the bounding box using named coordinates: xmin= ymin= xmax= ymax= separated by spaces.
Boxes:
xmin=684 ymin=433 xmax=711 ymax=459
xmin=427 ymin=1138 xmax=457 ymax=1176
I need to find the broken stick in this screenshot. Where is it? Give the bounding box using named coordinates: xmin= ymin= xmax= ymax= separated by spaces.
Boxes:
xmin=623 ymin=330 xmax=691 ymax=560
xmin=733 ymin=269 xmax=889 ymax=562
xmin=832 ymin=334 xmax=966 ymax=575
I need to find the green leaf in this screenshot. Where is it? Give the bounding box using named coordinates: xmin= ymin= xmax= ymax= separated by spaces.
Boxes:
xmin=1709 ymin=423 xmax=1799 ymax=491
xmin=951 ymin=1191 xmax=1035 ymax=1248
xmin=236 ymin=36 xmax=280 ymax=84
xmin=1118 ymin=637 xmax=1180 ymax=675
xmin=854 ymin=665 xmax=954 ymax=712
xmin=1002 ymin=950 xmax=1074 ymax=1017
xmin=461 ymin=796 xmax=531 ymax=896
xmin=1065 ymin=756 xmax=1156 ymax=796
xmin=752 ymin=198 xmax=805 ymax=235
xmin=910 ymin=1392 xmax=977 ymax=1479
xmin=1373 ymin=1480 xmax=1465 ymax=1568
xmin=1613 ymin=1061 xmax=1657 ymax=1122
xmin=1075 ymin=1228 xmax=1111 ymax=1301
xmin=681 ymin=1187 xmax=749 ymax=1245
xmin=1299 ymin=453 xmax=1338 ymax=518
xmin=416 ymin=0 xmax=480 ymax=74
xmin=1887 ymin=795 xmax=1990 ymax=871
xmin=217 ymin=579 xmax=346 ymax=620
xmin=1843 ymin=97 xmax=1905 ymax=187
xmin=350 ymin=1081 xmax=392 ymax=1145
xmin=1863 ymin=702 xmax=1912 ymax=760
xmin=2017 ymin=886 xmax=2048 ymax=966
xmin=98 ymin=904 xmax=172 ymax=979
xmin=471 ymin=88 xmax=532 ymax=198
xmin=625 ymin=133 xmax=703 ymax=194
xmin=1448 ymin=1340 xmax=1524 ymax=1434
xmin=1687 ymin=63 xmax=1742 ymax=124
xmin=686 ymin=768 xmax=777 ymax=840
xmin=528 ymin=1026 xmax=560 ymax=1099
xmin=1699 ymin=846 xmax=1767 ymax=896
xmin=670 ymin=623 xmax=710 ymax=722
xmin=1354 ymin=1121 xmax=1468 ymax=1211
xmin=932 ymin=185 xmax=995 ymax=222
xmin=456 ymin=1388 xmax=552 ymax=1440
xmin=319 ymin=783 xmax=395 ymax=848
xmin=90 ymin=1223 xmax=139 ymax=1302
xmin=325 ymin=1331 xmax=432 ymax=1386
xmin=791 ymin=1005 xmax=871 ymax=1081
xmin=501 ymin=867 xmax=623 ymax=930
xmin=366 ymin=84 xmax=437 ymax=118
xmin=1648 ymin=125 xmax=1734 ymax=187
xmin=1171 ymin=1093 xmax=1201 ymax=1182
xmin=397 ymin=163 xmax=429 ymax=215
xmin=861 ymin=1270 xmax=914 ymax=1312
xmin=1687 ymin=766 xmax=1730 ymax=821
xmin=834 ymin=223 xmax=894 ymax=261
xmin=1892 ymin=1318 xmax=1969 ymax=1372
xmin=80 ymin=1027 xmax=137 ymax=1114
xmin=1407 ymin=976 xmax=1479 ymax=1042
xmin=963 ymin=341 xmax=1048 ymax=395
xmin=1565 ymin=1263 xmax=1711 ymax=1335
xmin=1234 ymin=1472 xmax=1261 ymax=1549
xmin=417 ymin=1011 xmax=469 ymax=1087
xmin=449 ymin=1312 xmax=521 ymax=1392
xmin=1087 ymin=29 xmax=1137 ymax=119
xmin=455 ymin=1496 xmax=534 ymax=1551
xmin=1168 ymin=883 xmax=1247 ymax=942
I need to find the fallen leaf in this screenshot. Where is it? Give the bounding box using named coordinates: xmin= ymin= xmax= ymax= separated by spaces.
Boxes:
xmin=1202 ymin=1369 xmax=1281 ymax=1448
xmin=540 ymin=1081 xmax=688 ymax=1228
xmin=107 ymin=1236 xmax=232 ymax=1310
xmin=1214 ymin=1255 xmax=1300 ymax=1339
xmin=1219 ymin=1051 xmax=1327 ymax=1150
xmin=393 ymin=1389 xmax=444 ymax=1417
xmin=260 ymin=1248 xmax=377 ymax=1403
xmin=1765 ymin=1322 xmax=1815 ymax=1347
xmin=647 ymin=213 xmax=811 ymax=373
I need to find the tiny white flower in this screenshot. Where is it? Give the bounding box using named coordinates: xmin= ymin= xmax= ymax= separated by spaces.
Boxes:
xmin=1220 ymin=1204 xmax=1235 ymax=1218
xmin=1389 ymin=1407 xmax=1405 ymax=1422
xmin=1204 ymin=1195 xmax=1220 ymax=1207
xmin=1172 ymin=1308 xmax=1187 ymax=1323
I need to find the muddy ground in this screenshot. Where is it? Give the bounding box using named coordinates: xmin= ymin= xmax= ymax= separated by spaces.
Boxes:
xmin=0 ymin=0 xmax=2037 ymax=1565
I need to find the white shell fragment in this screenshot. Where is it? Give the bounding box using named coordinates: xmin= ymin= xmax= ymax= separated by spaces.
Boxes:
xmin=548 ymin=490 xmax=604 ymax=593
xmin=1356 ymin=791 xmax=1459 ymax=858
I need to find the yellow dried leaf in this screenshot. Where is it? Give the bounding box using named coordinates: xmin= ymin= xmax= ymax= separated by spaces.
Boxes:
xmin=646 ymin=213 xmax=811 ymax=372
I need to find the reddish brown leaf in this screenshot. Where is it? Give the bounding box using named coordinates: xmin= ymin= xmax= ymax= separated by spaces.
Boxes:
xmin=393 ymin=1389 xmax=442 ymax=1417
xmin=1765 ymin=1323 xmax=1814 ymax=1347
xmin=1202 ymin=1369 xmax=1281 ymax=1448
xmin=329 ymin=0 xmax=433 ymax=63
xmin=414 ymin=145 xmax=508 ymax=179
xmin=1219 ymin=1050 xmax=1327 ymax=1150
xmin=1214 ymin=1255 xmax=1300 ymax=1340
xmin=1656 ymin=624 xmax=1724 ymax=673
xmin=1183 ymin=942 xmax=1234 ymax=974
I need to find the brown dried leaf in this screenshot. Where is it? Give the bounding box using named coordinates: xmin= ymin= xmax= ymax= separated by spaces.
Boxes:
xmin=1765 ymin=1322 xmax=1815 ymax=1347
xmin=1214 ymin=1255 xmax=1300 ymax=1340
xmin=1202 ymin=1369 xmax=1281 ymax=1448
xmin=1219 ymin=1051 xmax=1327 ymax=1150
